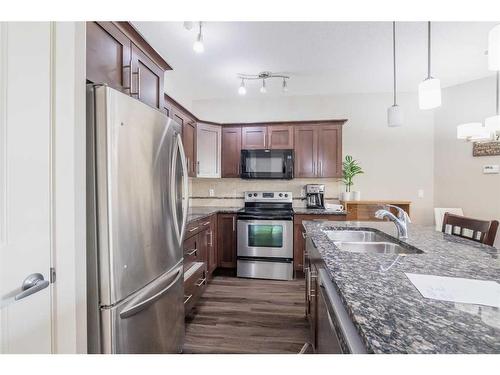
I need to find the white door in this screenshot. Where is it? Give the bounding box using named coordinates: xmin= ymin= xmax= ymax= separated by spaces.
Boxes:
xmin=0 ymin=22 xmax=54 ymax=353
xmin=196 ymin=123 xmax=221 ymax=178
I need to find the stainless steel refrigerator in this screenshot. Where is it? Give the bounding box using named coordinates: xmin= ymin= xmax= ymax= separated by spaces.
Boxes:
xmin=86 ymin=85 xmax=189 ymax=353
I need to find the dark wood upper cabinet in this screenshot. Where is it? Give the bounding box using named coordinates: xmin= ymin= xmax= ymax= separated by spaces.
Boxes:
xmin=294 ymin=125 xmax=318 ymax=178
xmin=241 ymin=126 xmax=267 ymax=149
xmin=183 ymin=120 xmax=197 ymax=177
xmin=318 ymin=124 xmax=342 ymax=178
xmin=86 ymin=22 xmax=131 ymax=92
xmin=221 ymin=126 xmax=242 ymax=178
xmin=267 ymin=125 xmax=294 ymax=149
xmin=130 ymin=43 xmax=164 ymax=110
xmin=217 ymin=213 xmax=237 ymax=268
xmin=86 ymin=22 xmax=170 ymax=111
xmin=294 ymin=123 xmax=343 ymax=178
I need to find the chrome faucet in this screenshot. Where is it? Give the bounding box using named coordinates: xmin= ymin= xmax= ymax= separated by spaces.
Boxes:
xmin=374 ymin=205 xmax=411 ymax=239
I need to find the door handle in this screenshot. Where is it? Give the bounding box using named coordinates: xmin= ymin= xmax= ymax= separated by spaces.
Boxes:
xmin=15 ymin=273 xmax=49 ymax=301
xmin=120 ymin=268 xmax=182 ymax=319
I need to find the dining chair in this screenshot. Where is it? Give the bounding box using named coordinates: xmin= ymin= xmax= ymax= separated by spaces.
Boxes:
xmin=441 ymin=212 xmax=499 ymax=246
xmin=434 ymin=207 xmax=463 ymax=231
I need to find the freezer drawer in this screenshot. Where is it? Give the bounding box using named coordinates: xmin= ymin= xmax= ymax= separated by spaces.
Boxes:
xmin=100 ymin=264 xmax=184 ymax=354
xmin=237 ymin=258 xmax=293 ymax=281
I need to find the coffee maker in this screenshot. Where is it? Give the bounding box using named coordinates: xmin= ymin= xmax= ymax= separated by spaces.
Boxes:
xmin=305 ymin=184 xmax=325 ymax=209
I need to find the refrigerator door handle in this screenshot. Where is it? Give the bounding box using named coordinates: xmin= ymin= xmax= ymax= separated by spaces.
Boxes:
xmin=119 ymin=267 xmax=183 ymax=319
xmin=171 ymin=133 xmax=189 ymax=245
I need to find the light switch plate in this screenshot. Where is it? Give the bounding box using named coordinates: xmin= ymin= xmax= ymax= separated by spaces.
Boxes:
xmin=483 ymin=165 xmax=499 ymax=174
xmin=417 ymin=189 xmax=424 ymax=198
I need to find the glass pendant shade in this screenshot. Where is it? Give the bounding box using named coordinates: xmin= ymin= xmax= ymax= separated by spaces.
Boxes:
xmin=260 ymin=79 xmax=267 ymax=94
xmin=457 ymin=122 xmax=490 ymax=140
xmin=238 ymin=80 xmax=246 ymax=95
xmin=488 ymin=24 xmax=500 ymax=71
xmin=418 ymin=78 xmax=441 ymax=109
xmin=193 ymin=33 xmax=204 ymax=53
xmin=387 ymin=105 xmax=404 ymax=127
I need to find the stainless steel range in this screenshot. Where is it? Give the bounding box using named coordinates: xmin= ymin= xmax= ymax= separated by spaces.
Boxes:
xmin=237 ymin=191 xmax=294 ymax=281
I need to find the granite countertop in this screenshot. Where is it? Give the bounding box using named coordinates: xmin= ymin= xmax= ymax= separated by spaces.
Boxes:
xmin=293 ymin=207 xmax=347 ymax=215
xmin=302 ymin=220 xmax=500 ymax=354
xmin=187 ymin=206 xmax=346 ymax=222
xmin=187 ymin=206 xmax=242 ymax=223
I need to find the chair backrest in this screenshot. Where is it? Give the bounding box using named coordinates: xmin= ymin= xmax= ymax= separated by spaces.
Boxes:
xmin=441 ymin=212 xmax=499 ymax=246
xmin=434 ymin=208 xmax=463 ymax=231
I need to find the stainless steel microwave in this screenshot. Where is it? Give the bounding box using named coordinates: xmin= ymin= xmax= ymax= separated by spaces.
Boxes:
xmin=240 ymin=149 xmax=294 ymax=179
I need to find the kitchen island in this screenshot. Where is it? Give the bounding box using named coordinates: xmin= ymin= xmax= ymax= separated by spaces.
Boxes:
xmin=302 ymin=220 xmax=500 ymax=354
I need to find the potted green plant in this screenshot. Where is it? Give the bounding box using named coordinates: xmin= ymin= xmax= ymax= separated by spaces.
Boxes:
xmin=341 ymin=155 xmax=364 ymax=201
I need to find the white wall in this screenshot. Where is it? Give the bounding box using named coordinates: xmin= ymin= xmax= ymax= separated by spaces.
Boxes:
xmin=434 ymin=75 xmax=500 ymax=246
xmin=192 ymin=92 xmax=435 ymax=224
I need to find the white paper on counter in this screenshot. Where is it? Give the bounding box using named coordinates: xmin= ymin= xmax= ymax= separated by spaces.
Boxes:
xmin=405 ymin=273 xmax=500 ymax=308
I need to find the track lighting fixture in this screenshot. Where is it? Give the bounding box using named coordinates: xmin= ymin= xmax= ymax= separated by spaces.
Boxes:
xmin=236 ymin=72 xmax=290 ymax=95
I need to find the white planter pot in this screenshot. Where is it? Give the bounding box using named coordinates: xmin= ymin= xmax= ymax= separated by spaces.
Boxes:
xmin=352 ymin=191 xmax=361 ymax=201
xmin=341 ymin=191 xmax=352 ymax=201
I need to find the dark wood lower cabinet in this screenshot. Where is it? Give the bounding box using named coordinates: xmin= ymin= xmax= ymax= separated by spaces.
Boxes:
xmin=217 ymin=213 xmax=237 ymax=268
xmin=183 ymin=215 xmax=215 ymax=316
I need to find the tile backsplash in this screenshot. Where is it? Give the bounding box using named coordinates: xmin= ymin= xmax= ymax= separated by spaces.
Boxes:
xmin=189 ymin=178 xmax=342 ymax=207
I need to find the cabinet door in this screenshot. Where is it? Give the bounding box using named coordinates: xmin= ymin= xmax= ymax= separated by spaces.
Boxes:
xmin=197 ymin=123 xmax=221 ymax=178
xmin=130 ymin=43 xmax=164 ymax=110
xmin=86 ymin=22 xmax=131 ymax=92
xmin=318 ymin=124 xmax=342 ymax=178
xmin=183 ymin=120 xmax=197 ymax=177
xmin=221 ymin=126 xmax=242 ymax=178
xmin=217 ymin=214 xmax=237 ymax=268
xmin=197 ymin=229 xmax=209 ymax=265
xmin=268 ymin=125 xmax=294 ymax=149
xmin=294 ymin=125 xmax=318 ymax=177
xmin=207 ymin=216 xmax=217 ymax=276
xmin=241 ymin=126 xmax=267 ymax=149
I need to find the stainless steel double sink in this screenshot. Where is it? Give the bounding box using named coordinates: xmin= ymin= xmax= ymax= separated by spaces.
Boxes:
xmin=324 ymin=230 xmax=423 ymax=255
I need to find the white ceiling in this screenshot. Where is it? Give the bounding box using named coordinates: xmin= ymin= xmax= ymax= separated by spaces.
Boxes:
xmin=133 ymin=21 xmax=497 ymax=105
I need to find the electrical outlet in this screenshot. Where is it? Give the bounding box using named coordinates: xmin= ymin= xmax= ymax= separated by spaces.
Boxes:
xmin=483 ymin=165 xmax=499 ymax=174
xmin=417 ymin=189 xmax=424 ymax=198
xmin=209 ymin=188 xmax=215 ymax=197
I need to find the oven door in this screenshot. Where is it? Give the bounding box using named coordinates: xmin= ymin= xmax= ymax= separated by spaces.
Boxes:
xmin=237 ymin=219 xmax=293 ymax=259
xmin=240 ymin=149 xmax=293 ymax=179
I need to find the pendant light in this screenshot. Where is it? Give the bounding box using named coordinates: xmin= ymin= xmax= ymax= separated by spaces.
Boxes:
xmin=238 ymin=79 xmax=247 ymax=95
xmin=418 ymin=22 xmax=441 ymax=109
xmin=485 ymin=71 xmax=500 ymax=139
xmin=388 ymin=22 xmax=403 ymax=127
xmin=488 ymin=24 xmax=500 ymax=71
xmin=193 ymin=22 xmax=204 ymax=53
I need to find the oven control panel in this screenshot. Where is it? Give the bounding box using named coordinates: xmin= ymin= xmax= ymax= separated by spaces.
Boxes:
xmin=244 ymin=191 xmax=293 ymax=203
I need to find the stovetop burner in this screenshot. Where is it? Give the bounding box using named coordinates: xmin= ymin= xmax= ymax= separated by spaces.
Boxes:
xmin=237 ymin=191 xmax=293 ymax=220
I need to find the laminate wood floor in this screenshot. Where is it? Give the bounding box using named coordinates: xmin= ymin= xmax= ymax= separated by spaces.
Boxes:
xmin=183 ymin=276 xmax=310 ymax=354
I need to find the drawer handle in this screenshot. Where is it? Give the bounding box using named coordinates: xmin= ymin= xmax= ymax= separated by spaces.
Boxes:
xmin=184 ymin=294 xmax=193 ymax=304
xmin=186 ymin=249 xmax=197 ymax=256
xmin=189 ymin=226 xmax=199 ymax=232
xmin=195 ymin=277 xmax=207 ymax=287
xmin=203 ymin=221 xmax=210 ymax=226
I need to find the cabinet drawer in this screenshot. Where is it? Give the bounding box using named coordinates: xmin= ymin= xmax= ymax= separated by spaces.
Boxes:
xmin=185 ymin=217 xmax=209 ymax=237
xmin=183 ymin=235 xmax=201 ymax=271
xmin=184 ymin=262 xmax=207 ymax=316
